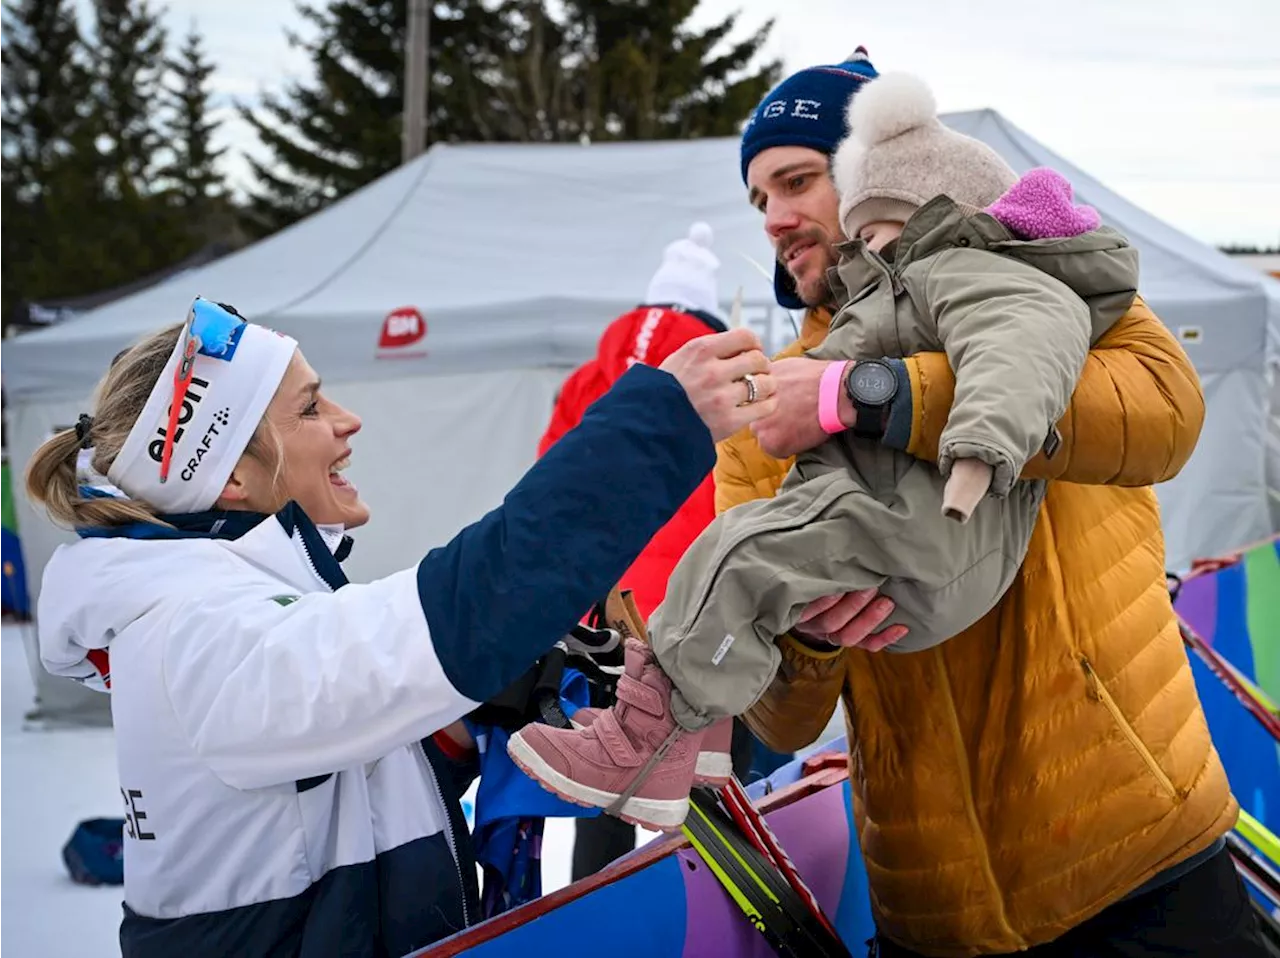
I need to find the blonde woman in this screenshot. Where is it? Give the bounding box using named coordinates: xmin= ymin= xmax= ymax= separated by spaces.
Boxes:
xmin=25 ymin=298 xmax=776 ymax=958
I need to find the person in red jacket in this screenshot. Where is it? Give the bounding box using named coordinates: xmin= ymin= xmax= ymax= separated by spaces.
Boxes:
xmin=539 ymin=222 xmax=739 ymax=878
xmin=539 ymin=222 xmax=727 ymax=618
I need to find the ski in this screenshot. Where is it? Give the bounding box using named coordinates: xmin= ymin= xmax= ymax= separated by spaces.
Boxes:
xmin=682 ymin=790 xmax=812 ymax=957
xmin=1229 ymin=831 xmax=1280 ymax=906
xmin=1232 ymin=847 xmax=1280 ymax=916
xmin=681 ymin=799 xmax=806 ymax=958
xmin=1249 ymin=900 xmax=1280 ymax=958
xmin=1237 ymin=810 xmax=1280 ymax=870
xmin=682 ymin=787 xmax=851 ymax=958
xmin=709 ymin=785 xmax=848 ymax=955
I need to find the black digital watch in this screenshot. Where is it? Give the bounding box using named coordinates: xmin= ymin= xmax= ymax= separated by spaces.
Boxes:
xmin=844 ymin=359 xmax=899 ymax=441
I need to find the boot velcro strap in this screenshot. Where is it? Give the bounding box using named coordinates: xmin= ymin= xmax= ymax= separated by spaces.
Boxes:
xmin=591 ymin=708 xmax=641 ymax=768
xmin=614 ymin=672 xmax=664 ymax=717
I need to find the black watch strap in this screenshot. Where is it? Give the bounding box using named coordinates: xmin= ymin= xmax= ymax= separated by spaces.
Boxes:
xmin=850 ymin=399 xmax=891 ymax=441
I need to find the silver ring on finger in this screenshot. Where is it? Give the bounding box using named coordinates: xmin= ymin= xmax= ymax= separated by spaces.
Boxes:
xmin=738 ymin=372 xmax=758 ymax=407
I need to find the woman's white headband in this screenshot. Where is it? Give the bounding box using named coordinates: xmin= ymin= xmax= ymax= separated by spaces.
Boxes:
xmin=107 ymin=299 xmax=297 ymax=514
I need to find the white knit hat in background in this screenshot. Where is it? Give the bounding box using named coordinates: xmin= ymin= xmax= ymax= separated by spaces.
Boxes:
xmin=832 ymin=73 xmax=1018 ymax=241
xmin=645 ymin=222 xmax=722 ymax=317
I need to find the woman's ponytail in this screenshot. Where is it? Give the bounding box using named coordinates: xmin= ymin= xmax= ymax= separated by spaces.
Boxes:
xmin=23 ymin=427 xmax=89 ymax=528
xmin=24 ymin=324 xmax=182 ymax=529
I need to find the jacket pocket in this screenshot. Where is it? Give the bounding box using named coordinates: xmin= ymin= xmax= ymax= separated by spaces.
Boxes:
xmin=1082 ymin=657 xmax=1179 ymax=801
xmin=296 ymin=774 xmax=338 ymax=882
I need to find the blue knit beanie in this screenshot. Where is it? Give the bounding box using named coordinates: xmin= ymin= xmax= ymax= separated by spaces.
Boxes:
xmin=740 ymin=49 xmax=878 ymax=308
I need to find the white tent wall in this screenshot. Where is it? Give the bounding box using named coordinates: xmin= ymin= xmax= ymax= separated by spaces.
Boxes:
xmin=7 ymin=394 xmax=109 ymax=724
xmin=323 ymin=369 xmax=564 ymax=585
xmin=0 ymin=139 xmax=799 ymax=401
xmin=5 ymin=112 xmax=1278 ymax=726
xmin=1267 ymin=273 xmax=1280 ymax=534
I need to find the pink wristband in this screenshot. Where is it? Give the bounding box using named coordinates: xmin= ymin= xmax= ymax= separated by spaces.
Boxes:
xmin=818 ymin=361 xmax=849 ymax=435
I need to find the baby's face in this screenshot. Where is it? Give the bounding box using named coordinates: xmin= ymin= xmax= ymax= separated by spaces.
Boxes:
xmin=858 ymin=221 xmax=905 ymax=253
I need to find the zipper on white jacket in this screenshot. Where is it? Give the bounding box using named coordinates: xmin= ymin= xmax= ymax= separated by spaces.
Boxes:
xmin=296 ymin=526 xmax=470 ymax=927
xmin=421 ymin=750 xmax=469 ymax=928
xmin=297 ymin=530 xmax=334 ymax=594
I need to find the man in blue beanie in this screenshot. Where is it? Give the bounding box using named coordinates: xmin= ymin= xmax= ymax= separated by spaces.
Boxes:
xmin=720 ymin=50 xmax=1267 ymax=958
xmin=739 ymin=49 xmax=879 ymax=310
xmin=724 ymin=47 xmax=907 ymax=644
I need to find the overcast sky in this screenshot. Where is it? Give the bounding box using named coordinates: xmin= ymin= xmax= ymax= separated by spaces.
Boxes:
xmin=120 ymin=0 xmax=1279 ymax=247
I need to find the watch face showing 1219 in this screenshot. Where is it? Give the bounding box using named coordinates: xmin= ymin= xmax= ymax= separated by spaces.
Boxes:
xmin=853 ymin=365 xmax=896 ymax=404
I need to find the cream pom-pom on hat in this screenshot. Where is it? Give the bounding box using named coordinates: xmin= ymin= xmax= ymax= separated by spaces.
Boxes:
xmin=832 ymin=72 xmax=1018 ymax=241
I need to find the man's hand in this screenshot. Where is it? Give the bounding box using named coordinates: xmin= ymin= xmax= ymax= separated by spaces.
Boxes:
xmin=749 ymin=357 xmax=854 ymax=458
xmin=794 ymin=589 xmax=907 ymax=652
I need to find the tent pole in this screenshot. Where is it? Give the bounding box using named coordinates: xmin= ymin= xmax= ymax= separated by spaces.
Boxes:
xmin=402 ymin=0 xmax=430 ymax=164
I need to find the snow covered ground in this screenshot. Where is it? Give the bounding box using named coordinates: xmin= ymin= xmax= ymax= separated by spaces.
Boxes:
xmin=2 ymin=623 xmax=123 ymax=957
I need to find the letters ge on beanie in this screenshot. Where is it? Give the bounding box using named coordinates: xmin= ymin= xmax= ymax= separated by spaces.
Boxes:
xmin=739 ymin=50 xmax=878 ymax=308
xmin=739 ymin=50 xmax=879 ymax=185
xmin=832 ymin=73 xmax=1018 ymax=241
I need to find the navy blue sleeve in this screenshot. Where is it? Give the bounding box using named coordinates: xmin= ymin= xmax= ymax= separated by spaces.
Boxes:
xmin=880 ymin=358 xmax=913 ymax=452
xmin=418 ymin=364 xmax=714 ymax=702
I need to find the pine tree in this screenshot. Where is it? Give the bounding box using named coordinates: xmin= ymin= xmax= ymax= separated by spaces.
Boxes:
xmin=577 ymin=0 xmax=780 ymax=141
xmin=1 ymin=0 xmax=96 ymax=327
xmin=161 ymin=23 xmax=227 ymax=210
xmin=1 ymin=0 xmax=92 ymax=194
xmin=86 ymin=0 xmax=201 ymax=280
xmin=0 ymin=174 xmax=27 ymax=329
xmin=238 ymin=0 xmax=506 ymax=234
xmin=2 ymin=0 xmax=221 ymax=330
xmin=89 ymin=0 xmax=168 ymax=197
xmin=462 ymin=1 xmax=582 ymax=142
xmin=239 ymin=0 xmax=777 ymax=236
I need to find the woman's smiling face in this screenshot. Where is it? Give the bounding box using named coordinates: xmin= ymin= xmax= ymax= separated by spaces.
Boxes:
xmin=221 ymin=350 xmax=369 ymax=528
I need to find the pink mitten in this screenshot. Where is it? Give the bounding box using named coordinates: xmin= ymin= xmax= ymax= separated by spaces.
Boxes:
xmin=942 ymin=459 xmax=994 ymax=523
xmin=986 ymin=168 xmax=1099 ymax=240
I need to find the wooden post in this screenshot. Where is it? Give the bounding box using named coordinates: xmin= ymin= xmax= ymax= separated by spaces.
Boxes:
xmin=402 ymin=0 xmax=430 ymax=164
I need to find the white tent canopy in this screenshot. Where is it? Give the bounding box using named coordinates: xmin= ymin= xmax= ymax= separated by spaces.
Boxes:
xmin=5 ymin=110 xmax=1278 ymax=723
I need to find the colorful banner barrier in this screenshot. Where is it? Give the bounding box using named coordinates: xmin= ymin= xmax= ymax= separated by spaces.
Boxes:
xmin=413 ymin=757 xmax=873 ymax=958
xmin=2 ymin=461 xmax=32 ymax=619
xmin=1175 ymin=537 xmax=1280 ymax=835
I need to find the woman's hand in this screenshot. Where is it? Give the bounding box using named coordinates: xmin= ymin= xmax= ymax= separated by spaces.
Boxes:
xmin=660 ymin=328 xmax=777 ymax=442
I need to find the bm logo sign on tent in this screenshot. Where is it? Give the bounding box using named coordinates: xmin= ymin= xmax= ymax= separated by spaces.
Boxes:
xmin=377 ymin=306 xmax=427 ymax=358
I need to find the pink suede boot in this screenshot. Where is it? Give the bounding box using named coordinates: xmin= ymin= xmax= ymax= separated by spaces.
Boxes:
xmin=570 ymin=640 xmax=733 ymax=788
xmin=507 ymin=639 xmax=703 ymax=830
xmin=574 ymin=710 xmax=733 ymax=788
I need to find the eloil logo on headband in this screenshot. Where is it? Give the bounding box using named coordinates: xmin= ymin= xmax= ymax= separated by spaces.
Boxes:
xmin=154 ymin=298 xmax=248 ymax=481
xmin=147 ymin=376 xmax=210 ymax=464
